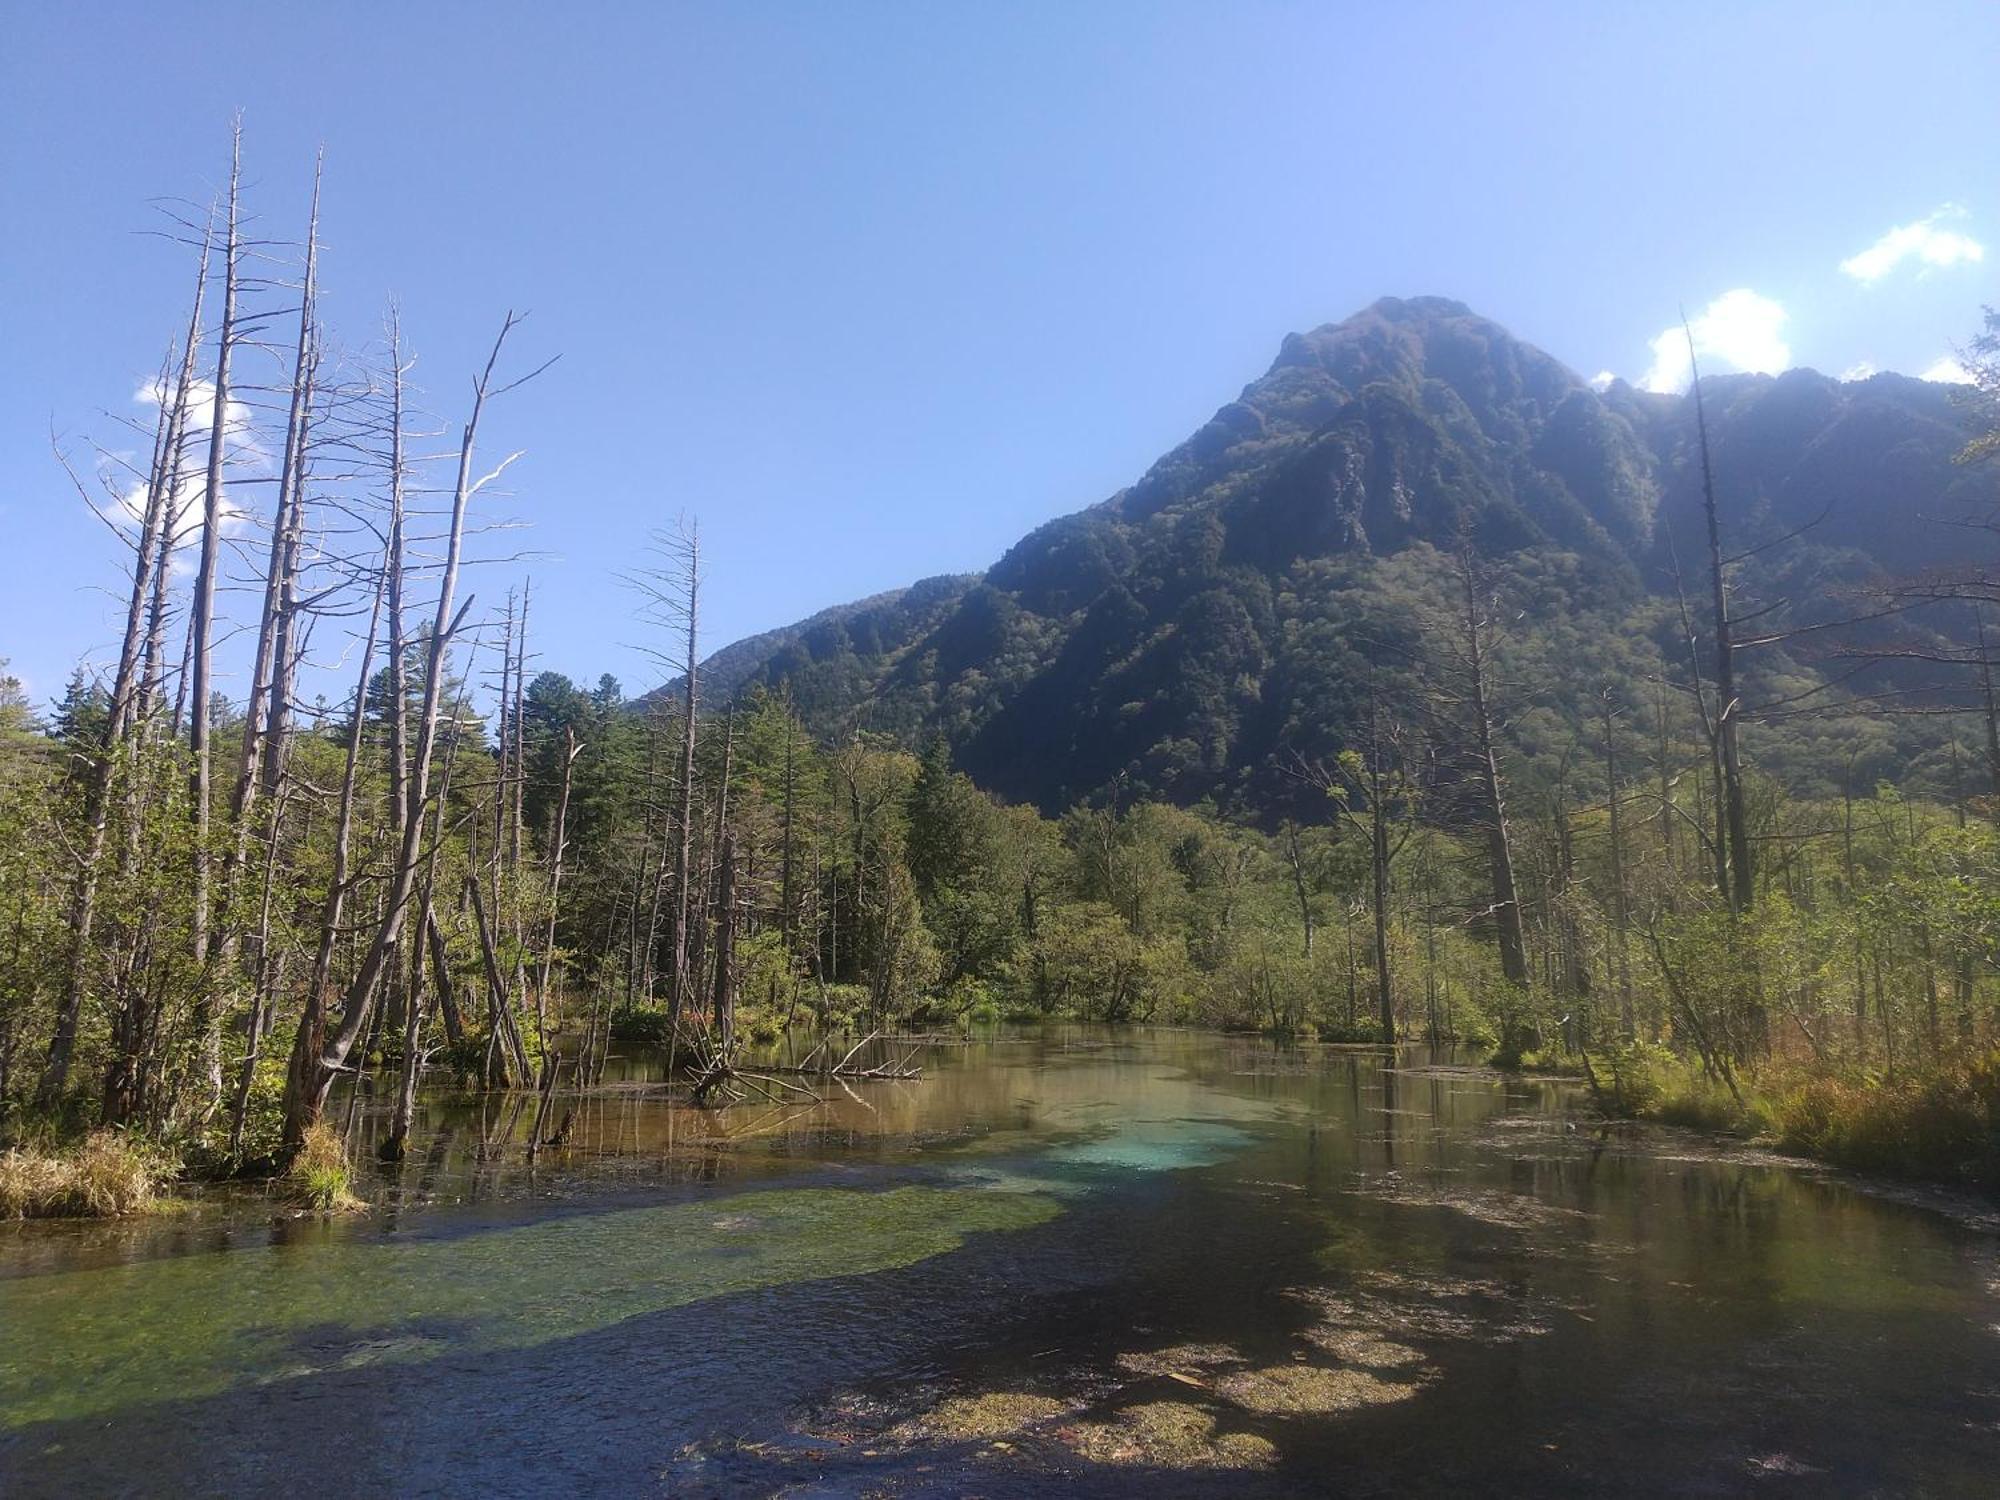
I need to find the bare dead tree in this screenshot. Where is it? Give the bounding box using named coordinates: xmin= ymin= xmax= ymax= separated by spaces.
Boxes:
xmin=281 ymin=311 xmax=548 ymax=1148
xmin=1687 ymin=324 xmax=1754 ymax=914
xmin=1602 ymin=687 xmax=1635 ymax=1036
xmin=185 ymin=122 xmax=244 ymax=1030
xmin=531 ymin=727 xmax=583 ymax=1062
xmin=1447 ymin=541 xmax=1530 ymax=987
xmin=626 ymin=521 xmax=702 ymax=1043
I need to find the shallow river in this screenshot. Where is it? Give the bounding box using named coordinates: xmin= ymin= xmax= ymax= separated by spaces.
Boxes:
xmin=4 ymin=1028 xmax=1998 ymax=1496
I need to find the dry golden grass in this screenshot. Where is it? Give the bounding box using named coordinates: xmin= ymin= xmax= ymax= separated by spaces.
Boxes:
xmin=0 ymin=1131 xmax=171 ymax=1218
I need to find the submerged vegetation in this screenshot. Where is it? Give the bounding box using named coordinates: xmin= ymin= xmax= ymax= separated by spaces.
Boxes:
xmin=4 ymin=130 xmax=2000 ymax=1208
xmin=0 ymin=1183 xmax=1060 ymax=1429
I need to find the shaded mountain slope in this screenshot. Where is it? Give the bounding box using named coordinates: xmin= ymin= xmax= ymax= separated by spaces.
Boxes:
xmin=700 ymin=297 xmax=1983 ymax=815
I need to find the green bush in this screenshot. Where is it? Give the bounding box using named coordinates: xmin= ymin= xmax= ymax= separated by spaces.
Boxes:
xmin=609 ymin=1007 xmax=674 ymax=1045
xmin=1581 ymin=1042 xmax=1669 ymax=1118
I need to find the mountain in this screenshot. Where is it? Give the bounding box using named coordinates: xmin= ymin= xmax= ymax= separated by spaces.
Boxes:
xmin=700 ymin=296 xmax=1984 ymax=817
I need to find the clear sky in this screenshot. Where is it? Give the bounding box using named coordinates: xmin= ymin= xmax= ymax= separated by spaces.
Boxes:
xmin=3 ymin=1 xmax=1996 ymax=706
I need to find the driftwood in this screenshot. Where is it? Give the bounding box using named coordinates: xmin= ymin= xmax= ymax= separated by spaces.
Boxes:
xmin=526 ymin=1052 xmax=563 ymax=1157
xmin=757 ymin=1030 xmax=922 ymax=1080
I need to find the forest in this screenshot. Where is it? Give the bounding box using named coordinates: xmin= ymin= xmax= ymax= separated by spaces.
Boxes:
xmin=7 ymin=134 xmax=2000 ymax=1216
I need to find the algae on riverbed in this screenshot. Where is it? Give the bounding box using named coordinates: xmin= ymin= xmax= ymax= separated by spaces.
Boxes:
xmin=0 ymin=1184 xmax=1059 ymax=1429
xmin=1060 ymin=1399 xmax=1277 ymax=1469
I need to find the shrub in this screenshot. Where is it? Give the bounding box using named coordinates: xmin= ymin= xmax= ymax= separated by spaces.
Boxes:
xmin=0 ymin=1131 xmax=174 ymax=1218
xmin=609 ymin=1006 xmax=674 ymax=1045
xmin=1579 ymin=1042 xmax=1668 ymax=1119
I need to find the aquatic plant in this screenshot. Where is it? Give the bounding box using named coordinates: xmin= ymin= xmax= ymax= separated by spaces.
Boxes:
xmin=894 ymin=1390 xmax=1073 ymax=1442
xmin=1061 ymin=1400 xmax=1275 ymax=1469
xmin=1214 ymin=1362 xmax=1420 ymax=1414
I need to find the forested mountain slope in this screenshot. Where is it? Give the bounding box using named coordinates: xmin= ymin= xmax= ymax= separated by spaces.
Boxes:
xmin=704 ymin=296 xmax=1982 ymax=816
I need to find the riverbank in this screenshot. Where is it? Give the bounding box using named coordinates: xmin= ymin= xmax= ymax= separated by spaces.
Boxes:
xmin=1555 ymin=1042 xmax=2000 ymax=1192
xmin=0 ymin=1120 xmax=369 ymax=1222
xmin=15 ymin=1028 xmax=2000 ymax=1221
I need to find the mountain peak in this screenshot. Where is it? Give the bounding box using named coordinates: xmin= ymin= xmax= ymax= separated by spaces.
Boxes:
xmin=1269 ymin=295 xmax=1575 ymax=392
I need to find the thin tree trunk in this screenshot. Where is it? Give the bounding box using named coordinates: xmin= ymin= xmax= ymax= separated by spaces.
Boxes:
xmin=711 ymin=830 xmax=737 ymax=1043
xmin=669 ymin=530 xmax=701 ymax=1031
xmin=1286 ymin=826 xmax=1315 ymax=959
xmin=1603 ymin=691 xmax=1634 ymax=1036
xmin=283 ymin=538 xmax=389 ymax=1142
xmin=532 ymin=729 xmax=581 ymax=1062
xmin=1457 ymin=548 xmax=1528 ymax=986
xmin=43 ymin=232 xmax=211 ymax=1103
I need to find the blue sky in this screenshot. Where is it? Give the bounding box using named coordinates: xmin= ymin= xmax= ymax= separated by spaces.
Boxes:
xmin=3 ymin=1 xmax=1996 ymax=706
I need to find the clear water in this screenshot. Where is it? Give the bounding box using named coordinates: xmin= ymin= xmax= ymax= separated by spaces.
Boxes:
xmin=3 ymin=1028 xmax=1997 ymax=1496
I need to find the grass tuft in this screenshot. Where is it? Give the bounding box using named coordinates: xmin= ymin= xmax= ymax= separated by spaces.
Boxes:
xmin=288 ymin=1122 xmax=365 ymax=1212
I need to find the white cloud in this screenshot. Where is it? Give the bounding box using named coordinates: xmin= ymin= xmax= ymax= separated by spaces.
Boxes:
xmin=1920 ymin=355 xmax=1973 ymax=384
xmin=1588 ymin=370 xmax=1616 ymax=392
xmin=1841 ymin=206 xmax=1985 ymax=285
xmin=1841 ymin=360 xmax=1878 ymax=381
xmin=97 ymin=378 xmax=262 ymax=571
xmin=1638 ymin=289 xmax=1791 ymax=394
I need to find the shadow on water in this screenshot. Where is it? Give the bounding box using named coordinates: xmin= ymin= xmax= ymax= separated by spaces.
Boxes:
xmin=3 ymin=1028 xmax=1998 ymax=1496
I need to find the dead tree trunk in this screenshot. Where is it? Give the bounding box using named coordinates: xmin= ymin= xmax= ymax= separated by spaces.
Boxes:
xmin=285 ymin=537 xmax=389 ymax=1146
xmin=668 ymin=529 xmax=701 ymax=1030
xmin=281 ymin=312 xmax=535 ymax=1149
xmin=1285 ymin=825 xmax=1315 ymax=959
xmin=1456 ymin=545 xmax=1530 ymax=989
xmin=711 ymin=830 xmax=737 ymax=1043
xmin=185 ymin=123 xmax=245 ymax=1109
xmin=1688 ymin=330 xmax=1754 ymax=913
xmin=1602 ymin=689 xmax=1635 ymax=1036
xmin=532 ymin=729 xmax=582 ymax=1062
